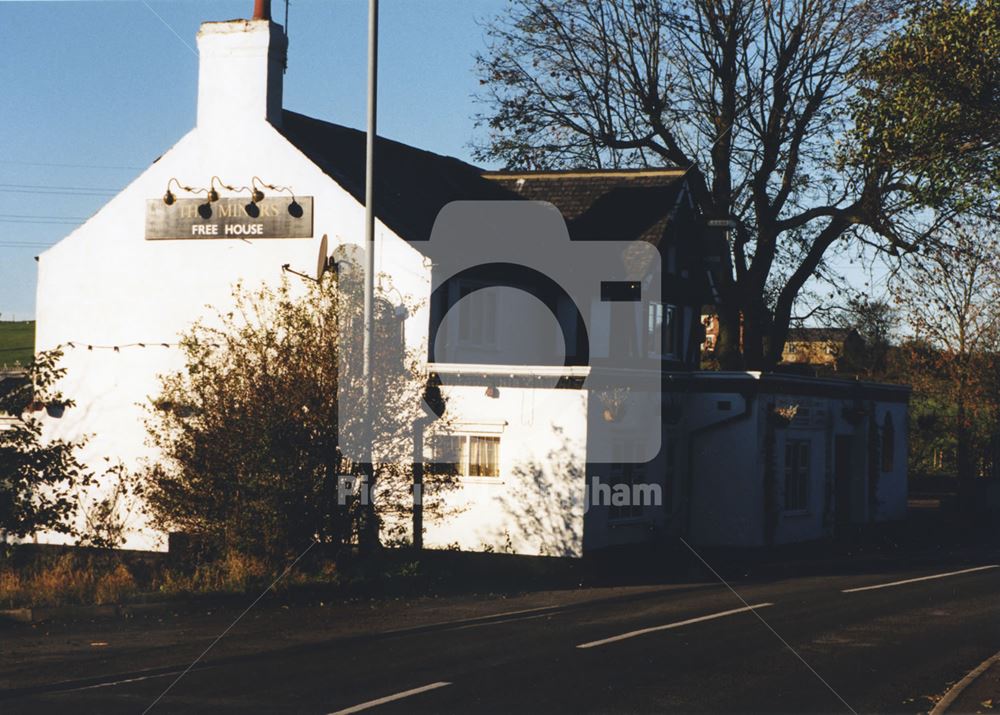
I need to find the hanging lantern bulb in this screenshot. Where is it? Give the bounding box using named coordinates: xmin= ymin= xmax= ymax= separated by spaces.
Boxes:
xmin=163 ymin=189 xmax=176 ymax=205
xmin=251 ymin=188 xmax=265 ymax=203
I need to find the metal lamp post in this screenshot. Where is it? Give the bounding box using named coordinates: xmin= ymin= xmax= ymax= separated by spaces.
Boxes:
xmin=361 ymin=0 xmax=378 ymax=552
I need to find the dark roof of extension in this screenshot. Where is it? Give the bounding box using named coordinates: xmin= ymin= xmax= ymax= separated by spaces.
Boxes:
xmin=280 ymin=110 xmax=691 ymax=244
xmin=483 ymin=169 xmax=689 ymax=244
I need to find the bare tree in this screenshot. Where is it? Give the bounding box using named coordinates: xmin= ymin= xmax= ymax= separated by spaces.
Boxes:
xmin=835 ymin=295 xmax=897 ymax=376
xmin=476 ymin=0 xmax=938 ymax=369
xmin=892 ymin=217 xmax=1000 ymax=512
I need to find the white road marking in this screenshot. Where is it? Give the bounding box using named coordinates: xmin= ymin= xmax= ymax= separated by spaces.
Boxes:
xmin=451 ymin=612 xmax=556 ymax=632
xmin=929 ymin=650 xmax=1000 ymax=715
xmin=576 ymin=603 xmax=774 ymax=649
xmin=60 ymin=670 xmax=188 ymax=693
xmin=327 ymin=681 xmax=452 ymax=714
xmin=379 ymin=605 xmax=556 ymax=635
xmin=841 ymin=565 xmax=999 ymax=593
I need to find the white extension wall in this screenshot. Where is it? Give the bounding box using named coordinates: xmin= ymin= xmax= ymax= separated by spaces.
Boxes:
xmin=686 ymin=374 xmax=909 ymax=548
xmin=419 ymin=381 xmax=589 ymax=558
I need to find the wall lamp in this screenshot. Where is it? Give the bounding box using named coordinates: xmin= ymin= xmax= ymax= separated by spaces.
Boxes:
xmin=163 ymin=177 xmax=245 ymax=206
xmin=162 ymin=178 xmax=200 ymax=206
xmin=377 ymin=276 xmax=409 ymax=319
xmin=163 ymin=176 xmax=300 ymax=216
xmin=252 ymin=176 xmax=302 ymax=216
xmin=250 ymin=177 xmax=270 ymax=204
xmin=208 ymin=176 xmax=239 ymax=203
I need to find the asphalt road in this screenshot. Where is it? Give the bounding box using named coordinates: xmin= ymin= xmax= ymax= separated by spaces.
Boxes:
xmin=3 ymin=562 xmax=999 ymax=714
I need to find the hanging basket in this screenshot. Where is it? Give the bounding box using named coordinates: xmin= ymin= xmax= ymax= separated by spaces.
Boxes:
xmin=768 ymin=404 xmax=798 ymax=427
xmin=598 ymin=388 xmax=629 ymax=423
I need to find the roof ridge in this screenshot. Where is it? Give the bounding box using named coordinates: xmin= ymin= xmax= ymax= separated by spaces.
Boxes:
xmin=482 ymin=168 xmax=686 ymax=180
xmin=282 ymin=110 xmax=484 ymax=172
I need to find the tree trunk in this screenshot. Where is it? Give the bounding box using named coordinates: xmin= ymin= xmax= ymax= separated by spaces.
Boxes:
xmin=741 ymin=302 xmax=773 ymax=372
xmin=358 ymin=463 xmax=380 ymax=555
xmin=956 ymin=394 xmax=975 ymax=517
xmin=715 ymin=305 xmax=744 ymax=370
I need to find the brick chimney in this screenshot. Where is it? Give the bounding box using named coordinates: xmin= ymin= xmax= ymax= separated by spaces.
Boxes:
xmin=196 ymin=9 xmax=287 ymax=132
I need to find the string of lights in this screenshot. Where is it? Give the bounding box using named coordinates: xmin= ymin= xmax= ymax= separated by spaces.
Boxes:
xmin=0 ymin=342 xmax=216 ymax=354
xmin=2 ymin=341 xmax=230 ymax=355
xmin=51 ymin=342 xmax=205 ymax=351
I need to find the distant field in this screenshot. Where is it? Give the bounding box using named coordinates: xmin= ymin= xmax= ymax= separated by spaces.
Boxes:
xmin=0 ymin=321 xmax=35 ymax=368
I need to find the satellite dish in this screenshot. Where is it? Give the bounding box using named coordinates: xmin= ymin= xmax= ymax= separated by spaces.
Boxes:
xmin=316 ymin=234 xmax=329 ymax=281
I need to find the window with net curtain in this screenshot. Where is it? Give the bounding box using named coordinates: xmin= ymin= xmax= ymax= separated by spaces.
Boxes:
xmin=431 ymin=434 xmax=500 ymax=477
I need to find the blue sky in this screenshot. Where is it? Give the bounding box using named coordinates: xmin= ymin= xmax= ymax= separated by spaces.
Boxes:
xmin=0 ymin=0 xmax=509 ymax=319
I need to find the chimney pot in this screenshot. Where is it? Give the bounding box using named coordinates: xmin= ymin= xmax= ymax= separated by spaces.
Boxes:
xmin=253 ymin=0 xmax=271 ymax=21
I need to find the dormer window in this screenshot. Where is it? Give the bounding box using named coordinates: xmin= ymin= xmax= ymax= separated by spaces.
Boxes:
xmin=457 ymin=282 xmax=498 ymax=348
xmin=645 ymin=302 xmax=678 ymax=359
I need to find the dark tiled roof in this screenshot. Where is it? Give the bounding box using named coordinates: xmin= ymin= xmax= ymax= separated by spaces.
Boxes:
xmin=786 ymin=327 xmax=857 ymax=343
xmin=484 ymin=169 xmax=688 ymax=244
xmin=280 ymin=110 xmax=516 ymax=242
xmin=281 ymin=111 xmax=691 ymax=245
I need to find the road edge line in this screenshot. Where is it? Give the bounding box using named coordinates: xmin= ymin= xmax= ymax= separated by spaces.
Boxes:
xmin=841 ymin=565 xmax=999 ymax=593
xmin=576 ymin=602 xmax=774 ymax=649
xmin=327 ymin=681 xmax=452 ymax=714
xmin=929 ymin=650 xmax=1000 ymax=715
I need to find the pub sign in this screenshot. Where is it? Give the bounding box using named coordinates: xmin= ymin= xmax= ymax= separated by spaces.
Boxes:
xmin=145 ymin=197 xmax=313 ymax=240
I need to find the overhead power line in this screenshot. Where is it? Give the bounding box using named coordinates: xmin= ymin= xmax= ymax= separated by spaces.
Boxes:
xmin=0 ymin=219 xmax=82 ymax=225
xmin=141 ymin=0 xmax=199 ymax=58
xmin=0 ymin=188 xmax=115 ymax=197
xmin=0 ymin=159 xmax=144 ymax=171
xmin=0 ymin=182 xmax=119 ymax=193
xmin=0 ymin=214 xmax=87 ymax=221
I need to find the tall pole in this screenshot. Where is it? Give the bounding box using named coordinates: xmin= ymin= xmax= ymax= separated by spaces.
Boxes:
xmin=361 ymin=0 xmax=378 ymax=551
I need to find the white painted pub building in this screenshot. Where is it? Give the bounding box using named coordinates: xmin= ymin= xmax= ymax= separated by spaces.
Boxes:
xmin=31 ymin=9 xmax=908 ymax=556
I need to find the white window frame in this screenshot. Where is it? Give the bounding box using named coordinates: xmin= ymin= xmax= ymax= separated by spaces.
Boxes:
xmin=608 ymin=440 xmax=647 ymax=522
xmin=783 ymin=438 xmax=811 ymax=513
xmin=431 ymin=432 xmax=501 ymax=481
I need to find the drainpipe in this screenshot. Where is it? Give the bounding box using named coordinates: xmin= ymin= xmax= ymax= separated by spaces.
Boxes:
xmin=683 ymin=385 xmax=758 ymax=539
xmin=411 ymin=378 xmax=446 ymax=551
xmin=411 ymin=414 xmax=435 ymax=551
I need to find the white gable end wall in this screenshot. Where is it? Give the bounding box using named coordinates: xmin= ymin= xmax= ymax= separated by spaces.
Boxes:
xmin=34 ymin=19 xmax=430 ymax=550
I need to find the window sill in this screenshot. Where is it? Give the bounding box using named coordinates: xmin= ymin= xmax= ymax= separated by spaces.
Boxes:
xmin=458 ymin=476 xmax=504 ymax=485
